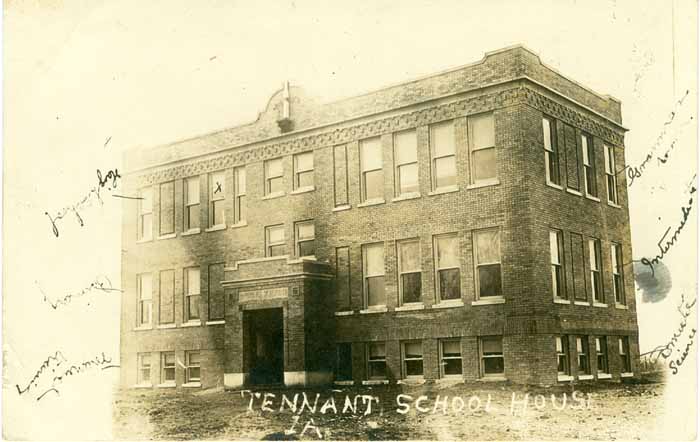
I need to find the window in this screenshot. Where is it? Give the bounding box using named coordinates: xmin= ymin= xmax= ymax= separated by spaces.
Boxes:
xmin=588 ymin=239 xmax=603 ymax=303
xmin=209 ymin=171 xmax=225 ymax=227
xmin=336 ymin=343 xmax=352 ymax=381
xmin=265 ymin=225 xmax=286 ymax=257
xmin=556 ymin=336 xmax=570 ymax=376
xmin=362 ymin=243 xmax=385 ymax=307
xmin=234 ymin=167 xmax=246 ymax=223
xmin=184 ymin=177 xmax=200 ymax=231
xmin=440 ymin=339 xmax=462 ymax=377
xmin=595 ymin=337 xmax=609 ymax=374
xmin=295 ymin=221 xmax=315 ymax=257
xmin=394 ymin=130 xmax=419 ymax=196
xmin=265 ymin=158 xmax=284 ymax=195
xmin=611 ymin=243 xmax=625 ymax=305
xmin=335 ymin=247 xmax=351 ymax=311
xmin=366 ymin=342 xmax=387 ymax=380
xmin=161 ymin=352 xmax=176 ymax=384
xmin=434 ymin=234 xmax=461 ymax=301
xmin=474 ymin=229 xmax=502 ymax=299
xmin=137 ymin=273 xmax=152 ymax=327
xmin=397 ymin=239 xmax=421 ymax=305
xmin=543 ymin=116 xmax=560 ymax=186
xmin=184 ymin=267 xmax=200 ymax=321
xmin=137 ymin=187 xmax=153 ymax=240
xmin=582 ymin=134 xmax=597 ymax=198
xmin=137 ymin=353 xmax=151 ymax=385
xmin=430 ymin=121 xmax=456 ymax=190
xmin=159 ymin=181 xmax=175 ymax=235
xmin=402 ymin=341 xmax=424 ymax=378
xmin=550 ymin=230 xmax=566 ymax=299
xmin=185 ymin=351 xmax=201 ymax=383
xmin=469 ymin=113 xmax=497 ymax=183
xmin=576 ymin=336 xmax=590 ymax=375
xmin=480 ymin=336 xmax=504 ymax=377
xmin=604 ymin=144 xmax=618 ymax=204
xmin=293 ymin=151 xmax=314 ymax=190
xmin=619 ymin=337 xmax=631 ymax=372
xmin=360 ymin=137 xmax=383 ymax=202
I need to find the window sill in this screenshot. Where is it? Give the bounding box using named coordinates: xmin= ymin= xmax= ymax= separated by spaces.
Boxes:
xmin=398 ymin=378 xmax=426 ymax=385
xmin=362 ymin=379 xmax=389 ymax=385
xmin=133 ymin=383 xmax=153 ymax=389
xmin=557 ymin=375 xmax=574 ymax=382
xmin=334 ymin=311 xmax=354 ymax=316
xmin=428 ymin=185 xmax=459 ymax=196
xmin=156 ymin=383 xmax=176 ymax=388
xmin=432 ymin=300 xmax=464 ymax=309
xmin=578 ymin=374 xmax=594 ymax=380
xmin=620 ymin=372 xmax=634 ymax=378
xmin=332 ymin=204 xmax=351 ymax=212
xmin=615 ymin=303 xmax=629 ymax=310
xmin=262 ymin=191 xmax=285 ymax=200
xmin=592 ymin=302 xmax=608 ymax=308
xmin=357 ymin=198 xmax=385 ymax=208
xmin=136 ymin=237 xmax=153 ymax=244
xmin=566 ymin=188 xmax=582 ymax=196
xmin=395 ymin=303 xmax=425 ymax=312
xmin=158 ymin=232 xmax=177 ymax=240
xmin=206 ymin=320 xmax=225 ymax=325
xmin=182 ymin=321 xmax=202 ymax=328
xmin=597 ymin=373 xmax=612 ymax=380
xmin=230 ymin=221 xmax=248 ymax=229
xmin=467 ymin=179 xmax=500 ymax=190
xmin=472 ymin=297 xmax=505 ymax=306
xmin=205 ymin=224 xmax=226 ymax=233
xmin=182 ymin=382 xmax=201 ymax=388
xmin=574 ymin=301 xmax=591 ymax=306
xmin=546 ymin=182 xmax=563 ymax=190
xmin=479 ymin=376 xmax=506 ymax=382
xmin=360 ymin=307 xmax=388 ymax=314
xmin=182 ymin=228 xmax=201 ymax=236
xmin=437 ymin=377 xmax=464 ymax=384
xmin=585 ymin=194 xmax=601 ymax=202
xmin=334 ymin=380 xmax=354 ymax=386
xmin=392 ymin=192 xmax=421 ymax=202
xmin=133 ymin=325 xmax=153 ymax=331
xmin=553 ymin=298 xmax=570 ymax=304
xmin=607 ymin=201 xmax=622 ymax=208
xmin=157 ymin=324 xmax=176 ymax=329
xmin=291 ymin=186 xmax=315 ymax=195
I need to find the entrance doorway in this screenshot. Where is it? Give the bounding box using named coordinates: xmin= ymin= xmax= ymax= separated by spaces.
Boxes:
xmin=245 ymin=308 xmax=284 ymax=385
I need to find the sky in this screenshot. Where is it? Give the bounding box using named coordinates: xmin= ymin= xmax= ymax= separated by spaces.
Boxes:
xmin=3 ymin=0 xmax=698 ymax=439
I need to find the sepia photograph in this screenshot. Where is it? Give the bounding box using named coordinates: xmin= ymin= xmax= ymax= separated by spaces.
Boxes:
xmin=3 ymin=1 xmax=698 ymax=440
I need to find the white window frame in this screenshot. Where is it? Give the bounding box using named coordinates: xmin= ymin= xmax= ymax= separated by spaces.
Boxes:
xmin=595 ymin=337 xmax=609 ymax=375
xmin=293 ymin=151 xmax=314 ymax=190
xmin=393 ymin=129 xmax=419 ymax=196
xmin=556 ymin=336 xmax=570 ymax=376
xmin=433 ymin=233 xmax=461 ymax=303
xmin=429 ymin=121 xmax=456 ymax=191
xmin=401 ymin=341 xmax=424 ymax=379
xmin=611 ymin=243 xmax=625 ymax=305
xmin=137 ymin=273 xmax=152 ymax=327
xmin=264 ymin=158 xmax=284 ymax=196
xmin=185 ymin=351 xmax=201 ymax=383
xmin=468 ymin=112 xmax=497 ymax=185
xmin=137 ymin=187 xmax=153 ymax=241
xmin=234 ymin=167 xmax=246 ymax=223
xmin=294 ymin=220 xmax=315 ymax=258
xmin=265 ymin=224 xmax=286 ymax=257
xmin=362 ymin=242 xmax=386 ymax=308
xmin=604 ymin=144 xmax=619 ymax=205
xmin=576 ymin=336 xmax=590 ymax=375
xmin=550 ymin=230 xmax=566 ymax=300
xmin=397 ymin=238 xmax=422 ymax=306
xmin=479 ymin=336 xmax=504 ymax=378
xmin=208 ymin=171 xmax=226 ymax=228
xmin=184 ymin=267 xmax=201 ymax=322
xmin=582 ymin=133 xmax=597 ymax=198
xmin=184 ymin=176 xmax=200 ymax=232
xmin=359 ymin=137 xmax=384 ymax=202
xmin=588 ymin=238 xmax=603 ymax=303
xmin=161 ymin=352 xmax=176 ymax=385
xmin=543 ymin=116 xmax=560 ymax=186
xmin=439 ymin=339 xmax=463 ymax=378
xmin=473 ymin=228 xmax=503 ymax=300
xmin=137 ymin=353 xmax=151 ymax=385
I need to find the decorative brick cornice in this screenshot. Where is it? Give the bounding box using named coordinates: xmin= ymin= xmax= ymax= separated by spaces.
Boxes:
xmin=135 ymin=85 xmax=624 ymax=187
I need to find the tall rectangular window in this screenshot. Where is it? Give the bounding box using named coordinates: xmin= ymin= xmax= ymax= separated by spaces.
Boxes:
xmin=265 ymin=224 xmax=286 ymax=257
xmin=611 ymin=243 xmax=625 ymax=305
xmin=185 ymin=267 xmax=200 ymax=322
xmin=543 ymin=116 xmax=560 ymax=186
xmin=595 ymin=337 xmax=609 ymax=374
xmin=336 ymin=343 xmax=352 ymax=381
xmin=430 ymin=121 xmax=456 ymax=190
xmin=604 ymin=144 xmax=618 ymax=205
xmin=137 ymin=353 xmax=151 ymax=385
xmin=293 ymin=151 xmax=314 ymax=190
xmin=556 ymin=336 xmax=570 ymax=376
xmin=360 ymin=137 xmax=383 ymax=202
xmin=159 ymin=181 xmax=175 ymax=235
xmin=434 ymin=234 xmax=461 ymax=301
xmin=588 ymin=238 xmax=603 ymax=303
xmin=137 ymin=187 xmax=153 ymax=240
xmin=480 ymin=336 xmax=504 ymax=377
xmin=335 ymin=247 xmax=351 ymax=311
xmin=362 ymin=242 xmax=385 ymax=308
xmin=137 ymin=273 xmax=152 ymax=327
xmin=402 ymin=341 xmax=424 ymax=378
xmin=184 ymin=177 xmax=200 ymax=231
xmin=209 ymin=171 xmax=225 ymax=227
xmin=161 ymin=352 xmax=176 ymax=384
xmin=159 ymin=270 xmax=175 ymax=324
xmin=582 ymin=134 xmax=597 ymax=198
xmin=265 ymin=158 xmax=284 ymax=195
xmin=439 ymin=339 xmax=463 ymax=377
xmin=474 ymin=229 xmax=502 ymax=299
xmin=295 ymin=221 xmax=315 ymax=257
xmin=576 ymin=336 xmax=590 ymax=375
xmin=366 ymin=342 xmax=387 ymax=380
xmin=234 ymin=167 xmax=246 ymax=223
xmin=550 ymin=230 xmax=566 ymax=299
xmin=185 ymin=351 xmax=201 ymax=383
xmin=469 ymin=113 xmax=497 ymax=184
xmin=397 ymin=239 xmax=421 ymax=305
xmin=394 ymin=130 xmax=419 ymax=196
xmin=333 ymin=144 xmax=349 ymax=207
xmin=619 ymin=337 xmax=631 ymax=372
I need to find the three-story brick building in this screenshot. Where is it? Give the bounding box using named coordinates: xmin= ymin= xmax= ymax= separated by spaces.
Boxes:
xmin=120 ymin=45 xmax=639 ymax=389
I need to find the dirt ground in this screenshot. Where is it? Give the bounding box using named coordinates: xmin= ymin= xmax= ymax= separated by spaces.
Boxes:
xmin=113 ymin=375 xmax=668 ymax=441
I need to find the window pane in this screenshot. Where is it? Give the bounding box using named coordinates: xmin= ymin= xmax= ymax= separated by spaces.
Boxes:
xmin=269 ymin=176 xmax=284 ymax=194
xmin=442 ymin=340 xmax=461 ymax=357
xmin=368 ymin=362 xmax=386 ymax=379
xmin=140 ymin=274 xmax=152 ymax=300
xmin=235 ymin=168 xmax=246 ymax=195
xmin=404 ymin=342 xmax=422 ymax=358
xmin=431 ymin=122 xmax=455 ymax=157
xmin=360 ymin=138 xmax=382 ymax=171
xmin=210 ymin=172 xmax=225 ymax=198
xmin=482 ymin=337 xmax=502 ymax=354
xmin=269 ymin=244 xmax=286 ymax=257
xmin=478 ymin=264 xmax=502 ymax=298
xmin=236 ymin=196 xmax=246 ymax=221
xmin=187 ymin=205 xmax=200 ymax=230
xmin=297 ymin=170 xmax=314 ymax=188
xmin=188 ymin=352 xmax=201 ymax=365
xmin=188 ymin=367 xmax=201 ymax=380
xmin=472 ymin=147 xmax=497 ymax=182
xmin=405 ymin=360 xmax=423 ymax=377
xmin=187 ymin=268 xmax=200 ymax=294
xmin=542 ymin=118 xmax=552 ymax=151
xmin=434 ymin=156 xmax=456 ymax=188
xmin=164 ymin=368 xmax=175 ymax=381
xmin=141 ymin=214 xmax=152 ymax=239
xmin=369 ymin=343 xmax=386 ymax=358
xmin=483 ymin=357 xmax=504 ymax=374
xmin=164 ymin=353 xmax=175 ymax=365
xmin=297 ymin=223 xmax=314 ymax=240
xmin=298 ymin=240 xmax=315 ymax=257
xmin=550 ymin=231 xmax=561 ymax=264
xmin=266 ymin=158 xmax=283 ymax=177
xmin=187 ymin=178 xmax=200 ymax=204
xmin=367 ymin=276 xmax=386 ymax=306
xmin=395 ymin=131 xmax=417 ymax=165
xmin=268 ymin=226 xmax=285 ymax=243
xmin=399 ymin=240 xmax=420 ymax=271
xmin=295 ymin=152 xmax=313 ymax=171
xmin=401 ymin=273 xmax=421 ymax=303
xmin=212 ymin=200 xmax=224 ymax=225
xmin=187 ymin=296 xmax=199 ymax=319
xmin=364 ymin=169 xmax=384 ymax=200
xmin=475 ymin=230 xmax=500 ymax=264
xmin=471 ymin=113 xmax=495 ymax=149
xmin=438 ymin=268 xmax=461 ymax=300
xmin=141 ymin=188 xmax=153 ymax=212
xmin=364 ymin=244 xmax=384 ymax=276
xmin=398 ymin=164 xmax=419 ymax=194
xmin=436 ymin=235 xmax=459 ymax=268
xmin=444 ymin=359 xmax=462 ymax=375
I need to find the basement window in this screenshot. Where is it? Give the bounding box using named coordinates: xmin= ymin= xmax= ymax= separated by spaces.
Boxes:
xmin=402 ymin=341 xmax=424 ymax=378
xmin=367 ymin=342 xmax=387 ymax=380
xmin=480 ymin=336 xmax=504 ymax=377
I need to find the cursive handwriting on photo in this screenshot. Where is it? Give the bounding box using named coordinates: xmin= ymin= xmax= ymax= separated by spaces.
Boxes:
xmin=37 ymin=275 xmax=122 ymax=310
